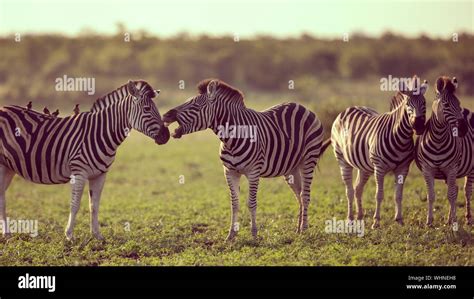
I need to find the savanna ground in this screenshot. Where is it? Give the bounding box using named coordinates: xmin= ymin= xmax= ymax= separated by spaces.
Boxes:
xmin=0 ymin=86 xmax=473 ymax=266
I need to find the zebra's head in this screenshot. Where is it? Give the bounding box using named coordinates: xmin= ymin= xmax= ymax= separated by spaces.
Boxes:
xmin=163 ymin=79 xmax=227 ymax=138
xmin=432 ymin=76 xmax=468 ymax=137
xmin=399 ymin=76 xmax=428 ymax=135
xmin=126 ymin=80 xmax=170 ymax=144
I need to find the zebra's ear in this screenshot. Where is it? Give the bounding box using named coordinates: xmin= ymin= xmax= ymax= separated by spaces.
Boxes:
xmin=435 ymin=77 xmax=444 ymax=94
xmin=452 ymin=77 xmax=458 ymax=89
xmin=127 ymin=80 xmax=140 ymax=99
xmin=207 ymin=80 xmax=219 ymax=100
xmin=419 ymin=80 xmax=428 ymax=95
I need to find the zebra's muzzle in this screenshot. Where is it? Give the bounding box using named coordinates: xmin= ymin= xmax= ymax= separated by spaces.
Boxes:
xmin=155 ymin=126 xmax=170 ymax=145
xmin=413 ymin=116 xmax=426 ymax=135
xmin=162 ymin=109 xmax=184 ymax=139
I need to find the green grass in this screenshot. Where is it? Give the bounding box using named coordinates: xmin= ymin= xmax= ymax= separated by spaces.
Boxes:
xmin=0 ymin=126 xmax=473 ymax=266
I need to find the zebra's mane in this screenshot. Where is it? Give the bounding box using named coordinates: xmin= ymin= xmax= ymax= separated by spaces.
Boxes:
xmin=90 ymin=84 xmax=128 ymax=112
xmin=90 ymin=81 xmax=155 ymax=112
xmin=197 ymin=79 xmax=245 ymax=103
xmin=463 ymin=108 xmax=474 ymax=128
xmin=389 ymin=92 xmax=406 ymax=111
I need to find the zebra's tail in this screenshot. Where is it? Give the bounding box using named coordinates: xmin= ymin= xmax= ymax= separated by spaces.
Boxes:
xmin=319 ymin=138 xmax=332 ymax=156
xmin=314 ymin=138 xmax=332 ymax=173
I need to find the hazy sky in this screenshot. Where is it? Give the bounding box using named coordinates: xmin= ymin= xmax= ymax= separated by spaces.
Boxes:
xmin=0 ymin=0 xmax=472 ymax=37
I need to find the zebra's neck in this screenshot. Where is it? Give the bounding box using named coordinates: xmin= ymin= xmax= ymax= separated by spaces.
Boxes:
xmin=391 ymin=101 xmax=414 ymax=141
xmin=88 ymin=97 xmax=132 ymax=154
xmin=428 ymin=111 xmax=451 ymax=139
xmin=90 ymin=86 xmax=128 ymax=112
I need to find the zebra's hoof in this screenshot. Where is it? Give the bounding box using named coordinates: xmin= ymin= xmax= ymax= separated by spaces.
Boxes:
xmin=65 ymin=231 xmax=74 ymax=242
xmin=251 ymin=228 xmax=258 ymax=239
xmin=357 ymin=213 xmax=364 ymax=221
xmin=395 ymin=218 xmax=404 ymax=225
xmin=371 ymin=221 xmax=380 ymax=229
xmin=446 ymin=219 xmax=456 ymax=226
xmin=225 ymin=230 xmax=237 ymax=242
xmin=2 ymin=232 xmax=12 ymax=239
xmin=93 ymin=232 xmax=105 ymax=241
xmin=426 ymin=219 xmax=434 ymax=227
xmin=299 ymin=224 xmax=308 ymax=232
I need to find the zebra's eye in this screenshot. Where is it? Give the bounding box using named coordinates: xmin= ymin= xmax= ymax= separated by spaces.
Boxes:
xmin=144 ymin=106 xmax=151 ymax=112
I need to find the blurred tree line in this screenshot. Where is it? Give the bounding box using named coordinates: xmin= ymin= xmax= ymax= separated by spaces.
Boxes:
xmin=0 ymin=30 xmax=473 ymax=109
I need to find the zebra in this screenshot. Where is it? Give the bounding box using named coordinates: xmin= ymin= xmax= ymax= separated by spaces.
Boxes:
xmin=162 ymin=79 xmax=330 ymax=240
xmin=331 ymin=76 xmax=428 ymax=229
xmin=415 ymin=76 xmax=472 ymax=226
xmin=0 ymin=80 xmax=170 ymax=240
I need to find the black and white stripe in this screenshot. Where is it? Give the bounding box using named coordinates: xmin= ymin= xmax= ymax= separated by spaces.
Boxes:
xmin=415 ymin=76 xmax=473 ymax=226
xmin=331 ymin=76 xmax=428 ymax=228
xmin=0 ymin=80 xmax=169 ymax=240
xmin=163 ymin=79 xmax=330 ymax=240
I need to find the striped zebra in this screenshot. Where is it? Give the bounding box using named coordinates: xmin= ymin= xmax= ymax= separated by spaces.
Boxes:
xmin=162 ymin=79 xmax=330 ymax=240
xmin=0 ymin=80 xmax=170 ymax=240
xmin=331 ymin=76 xmax=428 ymax=229
xmin=415 ymin=76 xmax=472 ymax=226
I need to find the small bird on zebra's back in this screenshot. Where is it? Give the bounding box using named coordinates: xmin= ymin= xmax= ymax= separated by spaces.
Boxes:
xmin=415 ymin=76 xmax=473 ymax=227
xmin=26 ymin=101 xmax=32 ymax=110
xmin=331 ymin=76 xmax=428 ymax=229
xmin=0 ymin=80 xmax=170 ymax=241
xmin=43 ymin=107 xmax=50 ymax=115
xmin=52 ymin=109 xmax=59 ymax=117
xmin=163 ymin=79 xmax=330 ymax=240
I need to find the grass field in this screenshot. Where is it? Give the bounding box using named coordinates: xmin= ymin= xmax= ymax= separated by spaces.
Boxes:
xmin=0 ymin=92 xmax=473 ymax=266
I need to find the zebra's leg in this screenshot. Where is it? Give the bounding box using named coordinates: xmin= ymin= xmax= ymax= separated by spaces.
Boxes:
xmin=421 ymin=169 xmax=436 ymax=226
xmin=337 ymin=160 xmax=354 ymax=221
xmin=246 ymin=171 xmax=260 ymax=238
xmin=393 ymin=167 xmax=409 ymax=225
xmin=88 ymin=173 xmax=107 ymax=240
xmin=372 ymin=167 xmax=386 ymax=229
xmin=284 ymin=169 xmax=302 ymax=232
xmin=299 ymin=160 xmax=316 ymax=232
xmin=0 ymin=165 xmax=15 ymax=238
xmin=446 ymin=168 xmax=459 ymax=226
xmin=224 ymin=168 xmax=241 ymax=241
xmin=354 ymin=170 xmax=370 ymax=220
xmin=465 ymin=175 xmax=473 ymax=225
xmin=65 ymin=173 xmax=86 ymax=241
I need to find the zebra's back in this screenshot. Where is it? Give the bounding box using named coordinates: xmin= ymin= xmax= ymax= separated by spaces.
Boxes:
xmin=224 ymin=102 xmax=324 ymax=178
xmin=0 ymin=105 xmax=86 ymax=184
